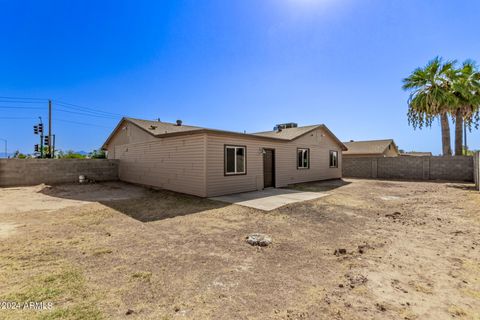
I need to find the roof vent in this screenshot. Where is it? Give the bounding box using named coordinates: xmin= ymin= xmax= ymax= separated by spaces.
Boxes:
xmin=176 ymin=120 xmax=182 ymax=126
xmin=275 ymin=122 xmax=298 ymax=131
xmin=149 ymin=125 xmax=158 ymax=130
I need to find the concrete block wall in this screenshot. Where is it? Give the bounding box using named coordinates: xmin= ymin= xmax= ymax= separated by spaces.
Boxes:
xmin=474 ymin=152 xmax=480 ymax=190
xmin=343 ymin=156 xmax=474 ymax=182
xmin=0 ymin=159 xmax=119 ymax=187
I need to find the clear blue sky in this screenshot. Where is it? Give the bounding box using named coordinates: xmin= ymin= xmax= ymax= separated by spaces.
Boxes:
xmin=1 ymin=0 xmax=479 ymax=155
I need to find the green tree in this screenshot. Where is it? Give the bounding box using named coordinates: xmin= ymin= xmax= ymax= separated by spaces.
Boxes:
xmin=89 ymin=149 xmax=106 ymax=159
xmin=57 ymin=150 xmax=86 ymax=159
xmin=13 ymin=150 xmax=27 ymax=159
xmin=403 ymin=57 xmax=457 ymax=156
xmin=450 ymin=60 xmax=480 ymax=155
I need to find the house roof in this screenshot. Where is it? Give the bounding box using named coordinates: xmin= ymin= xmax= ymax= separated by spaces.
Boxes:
xmin=102 ymin=117 xmax=347 ymax=150
xmin=253 ymin=125 xmax=321 ymax=140
xmin=400 ymin=151 xmax=433 ymax=157
xmin=127 ymin=118 xmax=204 ymax=136
xmin=342 ymin=139 xmax=396 ymax=155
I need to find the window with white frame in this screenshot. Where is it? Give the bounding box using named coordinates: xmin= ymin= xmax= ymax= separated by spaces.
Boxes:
xmin=225 ymin=145 xmax=246 ymax=175
xmin=329 ymin=150 xmax=338 ymax=168
xmin=297 ymin=148 xmax=309 ymax=169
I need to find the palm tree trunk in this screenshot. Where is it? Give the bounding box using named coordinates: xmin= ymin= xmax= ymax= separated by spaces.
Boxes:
xmin=440 ymin=112 xmax=452 ymax=156
xmin=454 ymin=109 xmax=463 ymax=156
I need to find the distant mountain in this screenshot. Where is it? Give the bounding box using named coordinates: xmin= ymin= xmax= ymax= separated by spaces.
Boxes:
xmin=75 ymin=151 xmax=89 ymax=156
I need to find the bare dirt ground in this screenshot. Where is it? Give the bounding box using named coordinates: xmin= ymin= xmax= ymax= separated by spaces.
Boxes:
xmin=0 ymin=179 xmax=479 ymax=320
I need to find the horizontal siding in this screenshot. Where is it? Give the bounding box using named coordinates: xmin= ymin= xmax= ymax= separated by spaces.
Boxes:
xmin=106 ymin=121 xmax=157 ymax=158
xmin=206 ymin=128 xmax=342 ymax=197
xmin=113 ymin=134 xmax=206 ymax=197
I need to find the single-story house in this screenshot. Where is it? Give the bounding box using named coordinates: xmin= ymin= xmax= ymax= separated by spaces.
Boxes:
xmin=102 ymin=118 xmax=347 ymax=197
xmin=342 ymin=139 xmax=399 ymax=158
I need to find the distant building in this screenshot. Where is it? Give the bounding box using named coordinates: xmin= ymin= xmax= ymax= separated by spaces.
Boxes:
xmin=400 ymin=151 xmax=433 ymax=157
xmin=342 ymin=139 xmax=399 ymax=158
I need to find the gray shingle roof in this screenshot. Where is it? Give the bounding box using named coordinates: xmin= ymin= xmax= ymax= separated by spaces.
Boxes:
xmin=102 ymin=117 xmax=347 ymax=150
xmin=252 ymin=125 xmax=322 ymax=140
xmin=343 ymin=139 xmax=395 ymax=155
xmin=126 ymin=118 xmax=203 ymax=136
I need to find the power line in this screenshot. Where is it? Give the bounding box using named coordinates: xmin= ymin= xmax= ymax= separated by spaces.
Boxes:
xmin=0 ymin=116 xmax=38 ymax=120
xmin=54 ymin=118 xmax=111 ymax=128
xmin=0 ymin=105 xmax=45 ymax=110
xmin=54 ymin=100 xmax=124 ymax=117
xmin=54 ymin=107 xmax=118 ymax=119
xmin=0 ymin=100 xmax=47 ymax=104
xmin=0 ymin=96 xmax=48 ymax=101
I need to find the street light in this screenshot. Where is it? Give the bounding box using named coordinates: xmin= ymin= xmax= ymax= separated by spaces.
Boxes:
xmin=0 ymin=138 xmax=7 ymax=158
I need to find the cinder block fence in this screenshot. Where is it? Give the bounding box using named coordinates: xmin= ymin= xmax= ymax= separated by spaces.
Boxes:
xmin=0 ymin=159 xmax=119 ymax=187
xmin=343 ymin=156 xmax=474 ymax=182
xmin=474 ymin=152 xmax=480 ymax=190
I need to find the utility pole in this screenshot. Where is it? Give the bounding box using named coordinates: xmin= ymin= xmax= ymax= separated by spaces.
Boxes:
xmin=39 ymin=117 xmax=44 ymax=158
xmin=48 ymin=100 xmax=52 ymax=158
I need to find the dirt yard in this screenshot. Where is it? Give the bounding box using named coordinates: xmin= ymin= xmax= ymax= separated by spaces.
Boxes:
xmin=0 ymin=179 xmax=479 ymax=320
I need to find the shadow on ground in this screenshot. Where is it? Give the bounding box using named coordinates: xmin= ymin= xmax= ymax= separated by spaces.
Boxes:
xmin=288 ymin=178 xmax=351 ymax=192
xmin=39 ymin=182 xmax=228 ymax=222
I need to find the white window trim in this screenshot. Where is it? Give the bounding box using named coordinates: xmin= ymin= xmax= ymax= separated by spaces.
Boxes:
xmin=329 ymin=150 xmax=338 ymax=168
xmin=225 ymin=145 xmax=246 ymax=175
xmin=297 ymin=148 xmax=310 ymax=169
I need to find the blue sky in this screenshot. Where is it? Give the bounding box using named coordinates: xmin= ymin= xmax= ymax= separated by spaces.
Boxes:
xmin=1 ymin=0 xmax=479 ymax=155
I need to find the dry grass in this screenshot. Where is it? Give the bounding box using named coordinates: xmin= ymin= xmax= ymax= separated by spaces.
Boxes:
xmin=0 ymin=180 xmax=479 ymax=319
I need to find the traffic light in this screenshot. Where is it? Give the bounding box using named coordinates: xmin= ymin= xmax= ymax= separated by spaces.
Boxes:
xmin=34 ymin=125 xmax=38 ymax=135
xmin=34 ymin=144 xmax=39 ymax=152
xmin=44 ymin=136 xmax=49 ymax=145
xmin=38 ymin=123 xmax=43 ymax=133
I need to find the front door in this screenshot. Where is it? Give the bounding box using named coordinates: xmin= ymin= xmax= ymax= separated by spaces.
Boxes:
xmin=263 ymin=149 xmax=275 ymax=188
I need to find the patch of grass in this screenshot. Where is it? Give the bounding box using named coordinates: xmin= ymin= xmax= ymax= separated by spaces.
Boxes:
xmin=448 ymin=305 xmax=467 ymax=317
xmin=0 ymin=266 xmax=103 ymax=320
xmin=132 ymin=271 xmax=152 ymax=281
xmin=463 ymin=289 xmax=480 ymax=300
xmin=39 ymin=304 xmax=103 ymax=320
xmin=92 ymin=248 xmax=113 ymax=256
xmin=2 ymin=269 xmax=84 ymax=302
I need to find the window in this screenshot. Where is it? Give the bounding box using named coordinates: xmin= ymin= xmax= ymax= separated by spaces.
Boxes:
xmin=225 ymin=145 xmax=246 ymax=175
xmin=297 ymin=148 xmax=309 ymax=169
xmin=329 ymin=150 xmax=338 ymax=168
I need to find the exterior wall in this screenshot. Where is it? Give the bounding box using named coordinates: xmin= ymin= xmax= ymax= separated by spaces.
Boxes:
xmin=113 ymin=134 xmax=207 ymax=197
xmin=343 ymin=142 xmax=399 ymax=158
xmin=474 ymin=152 xmax=479 ymax=190
xmin=106 ymin=121 xmax=157 ymax=158
xmin=383 ymin=143 xmax=400 ymax=157
xmin=0 ymin=159 xmax=118 ymax=187
xmin=343 ymin=156 xmax=473 ymax=182
xmin=205 ymin=128 xmax=343 ymax=197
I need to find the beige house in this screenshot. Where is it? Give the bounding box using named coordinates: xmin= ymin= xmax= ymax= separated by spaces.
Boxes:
xmin=342 ymin=139 xmax=399 ymax=158
xmin=102 ymin=118 xmax=347 ymax=197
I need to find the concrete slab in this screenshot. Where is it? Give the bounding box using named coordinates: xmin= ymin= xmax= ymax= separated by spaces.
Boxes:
xmin=210 ymin=188 xmax=328 ymax=211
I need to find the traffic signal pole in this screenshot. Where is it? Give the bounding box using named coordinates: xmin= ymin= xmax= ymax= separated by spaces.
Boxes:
xmin=48 ymin=100 xmax=52 ymax=158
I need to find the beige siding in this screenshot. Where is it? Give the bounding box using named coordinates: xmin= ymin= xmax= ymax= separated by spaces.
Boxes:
xmin=106 ymin=121 xmax=157 ymax=158
xmin=205 ymin=128 xmax=342 ymax=197
xmin=112 ymin=134 xmax=207 ymax=197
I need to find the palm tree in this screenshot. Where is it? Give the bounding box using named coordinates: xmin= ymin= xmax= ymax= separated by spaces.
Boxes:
xmin=450 ymin=60 xmax=480 ymax=155
xmin=403 ymin=57 xmax=457 ymax=156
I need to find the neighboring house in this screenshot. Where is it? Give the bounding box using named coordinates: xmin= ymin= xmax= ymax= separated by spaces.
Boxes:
xmin=102 ymin=118 xmax=347 ymax=197
xmin=400 ymin=151 xmax=433 ymax=157
xmin=342 ymin=139 xmax=399 ymax=158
